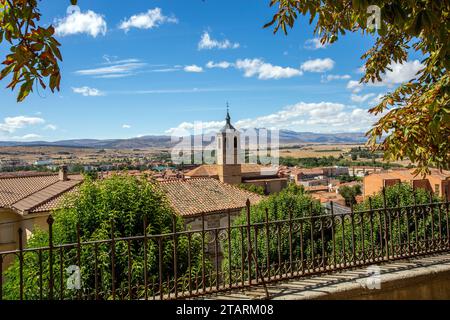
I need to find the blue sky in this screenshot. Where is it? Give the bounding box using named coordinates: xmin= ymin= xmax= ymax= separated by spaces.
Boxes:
xmin=0 ymin=0 xmax=424 ymax=141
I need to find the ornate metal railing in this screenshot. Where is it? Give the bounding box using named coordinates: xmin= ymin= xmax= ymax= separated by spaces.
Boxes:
xmin=0 ymin=194 xmax=449 ymax=300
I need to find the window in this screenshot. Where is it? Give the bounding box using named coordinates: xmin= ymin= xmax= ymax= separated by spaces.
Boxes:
xmin=218 ymin=138 xmax=221 ymax=149
xmin=0 ymin=224 xmax=15 ymax=244
xmin=234 ymin=137 xmax=238 ymax=148
xmin=435 ymin=184 xmax=440 ymax=196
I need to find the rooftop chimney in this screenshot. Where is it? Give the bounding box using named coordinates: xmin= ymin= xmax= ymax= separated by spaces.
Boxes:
xmin=59 ymin=165 xmax=68 ymax=181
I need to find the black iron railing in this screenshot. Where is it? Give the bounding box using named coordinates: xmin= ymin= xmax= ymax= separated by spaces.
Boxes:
xmin=0 ymin=195 xmax=449 ymax=300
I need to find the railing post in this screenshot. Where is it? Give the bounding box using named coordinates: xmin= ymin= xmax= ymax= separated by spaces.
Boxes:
xmin=158 ymin=236 xmax=163 ymax=300
xmin=382 ymin=187 xmax=389 ymax=260
xmin=18 ymin=227 xmax=23 ymax=300
xmin=172 ymin=216 xmax=178 ymax=298
xmin=143 ymin=216 xmax=148 ymax=300
xmin=47 ymin=215 xmax=54 ymax=300
xmin=368 ymin=197 xmax=375 ymax=261
xmin=429 ymin=191 xmax=435 ymax=249
xmin=288 ymin=208 xmax=293 ymax=277
xmin=350 ymin=202 xmax=356 ymax=264
xmin=265 ymin=208 xmax=270 ymax=280
xmin=110 ymin=219 xmax=116 ymax=300
xmin=330 ymin=201 xmax=336 ymax=269
xmin=201 ymin=213 xmax=206 ymax=293
xmin=413 ymin=190 xmax=419 ymax=253
xmin=245 ymin=199 xmax=252 ymax=285
xmin=76 ymin=224 xmax=82 ymax=300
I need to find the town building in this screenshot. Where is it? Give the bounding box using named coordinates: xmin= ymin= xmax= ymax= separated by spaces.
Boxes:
xmin=349 ymin=166 xmax=383 ymax=177
xmin=185 ymin=110 xmax=288 ymax=194
xmin=290 ymin=166 xmax=349 ymax=188
xmin=363 ymin=168 xmax=450 ymax=199
xmin=0 ymin=167 xmax=82 ymax=268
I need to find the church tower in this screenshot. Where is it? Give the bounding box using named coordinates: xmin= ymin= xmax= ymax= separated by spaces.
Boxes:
xmin=216 ymin=105 xmax=242 ymax=185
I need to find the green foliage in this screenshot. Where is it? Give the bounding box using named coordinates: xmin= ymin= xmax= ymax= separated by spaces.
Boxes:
xmin=279 ymin=155 xmax=402 ymax=169
xmin=222 ymin=183 xmax=326 ymax=279
xmin=264 ymin=0 xmax=450 ymax=174
xmin=0 ymin=0 xmax=66 ymax=102
xmin=338 ymin=185 xmax=362 ymax=206
xmin=224 ymin=182 xmax=446 ymax=280
xmin=237 ymin=183 xmax=266 ymax=195
xmin=337 ymin=175 xmax=362 ymax=183
xmin=333 ymin=183 xmax=445 ymax=263
xmin=3 ymin=174 xmax=204 ymax=300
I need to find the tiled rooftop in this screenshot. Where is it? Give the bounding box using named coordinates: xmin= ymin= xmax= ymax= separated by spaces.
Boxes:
xmin=0 ymin=172 xmax=83 ymax=214
xmin=158 ymin=178 xmax=264 ymax=216
xmin=185 ymin=164 xmax=278 ymax=178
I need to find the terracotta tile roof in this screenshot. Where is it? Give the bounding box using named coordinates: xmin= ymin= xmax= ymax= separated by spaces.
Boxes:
xmin=0 ymin=171 xmax=57 ymax=179
xmin=184 ymin=165 xmax=218 ymax=178
xmin=158 ymin=178 xmax=264 ymax=216
xmin=0 ymin=174 xmax=60 ymax=206
xmin=30 ymin=187 xmax=79 ymax=213
xmin=304 ymin=185 xmax=330 ymax=192
xmin=185 ymin=164 xmax=278 ymax=178
xmin=0 ymin=172 xmax=83 ymax=214
xmin=13 ymin=180 xmax=81 ymax=213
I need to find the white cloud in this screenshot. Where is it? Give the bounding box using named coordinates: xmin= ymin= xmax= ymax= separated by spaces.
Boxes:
xmin=206 ymin=61 xmax=233 ymax=69
xmin=349 ymin=60 xmax=424 ymax=92
xmin=235 ymin=58 xmax=302 ymax=80
xmin=350 ymin=93 xmax=376 ymax=103
xmin=72 ymin=86 xmax=104 ymax=96
xmin=75 ymin=60 xmax=146 ymax=78
xmin=165 ymin=120 xmax=225 ymax=135
xmin=44 ymin=124 xmax=57 ymax=131
xmin=184 ymin=65 xmax=203 ymax=73
xmin=0 ymin=116 xmax=45 ymax=133
xmin=119 ymin=8 xmax=177 ymax=32
xmin=54 ymin=10 xmax=107 ymax=37
xmin=301 ymin=58 xmax=335 ymax=73
xmin=19 ymin=134 xmax=42 ymax=140
xmin=198 ymin=31 xmax=239 ymax=50
xmin=166 ymin=101 xmax=381 ymax=134
xmin=304 ymin=38 xmax=328 ymax=50
xmin=321 ymin=74 xmax=351 ymax=82
xmin=375 ymin=60 xmax=424 ymax=86
xmin=346 ymin=80 xmax=363 ymax=93
xmin=122 ymin=124 xmax=131 ymax=129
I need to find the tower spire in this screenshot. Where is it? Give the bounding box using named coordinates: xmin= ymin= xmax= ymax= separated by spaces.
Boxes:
xmin=226 ymin=102 xmax=231 ymax=124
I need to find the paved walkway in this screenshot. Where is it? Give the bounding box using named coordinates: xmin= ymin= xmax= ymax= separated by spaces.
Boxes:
xmin=200 ymin=253 xmax=450 ymax=300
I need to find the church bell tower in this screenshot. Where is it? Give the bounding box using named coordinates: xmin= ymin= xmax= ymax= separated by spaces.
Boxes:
xmin=216 ymin=104 xmax=242 ymax=185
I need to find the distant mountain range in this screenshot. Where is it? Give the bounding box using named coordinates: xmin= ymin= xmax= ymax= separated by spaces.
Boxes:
xmin=0 ymin=130 xmax=367 ymax=149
